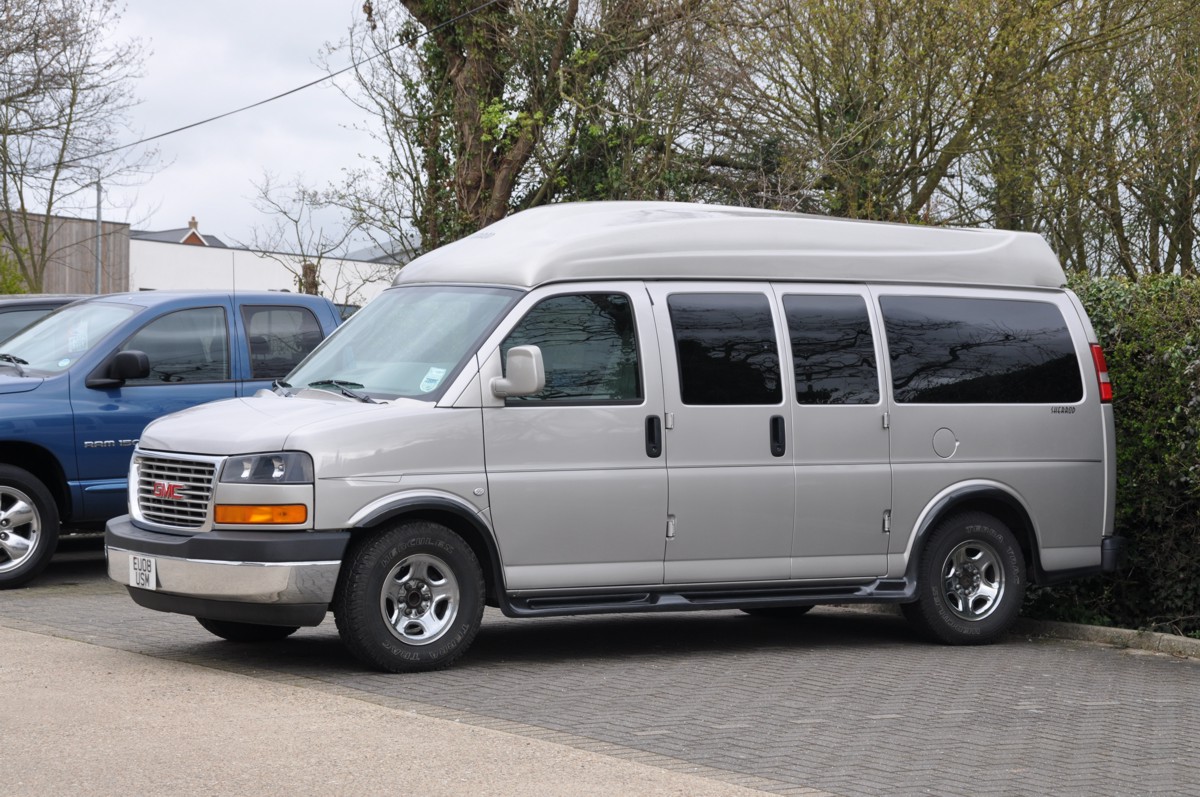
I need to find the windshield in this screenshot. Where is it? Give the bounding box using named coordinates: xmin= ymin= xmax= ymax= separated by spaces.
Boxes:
xmin=0 ymin=301 xmax=138 ymax=375
xmin=286 ymin=285 xmax=519 ymax=400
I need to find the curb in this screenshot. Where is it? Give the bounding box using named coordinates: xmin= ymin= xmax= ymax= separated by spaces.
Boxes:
xmin=1014 ymin=617 xmax=1200 ymax=659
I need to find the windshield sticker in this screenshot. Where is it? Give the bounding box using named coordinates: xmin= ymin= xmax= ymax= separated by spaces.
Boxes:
xmin=419 ymin=367 xmax=447 ymax=393
xmin=67 ymin=323 xmax=88 ymax=352
xmin=57 ymin=358 xmax=71 ymax=368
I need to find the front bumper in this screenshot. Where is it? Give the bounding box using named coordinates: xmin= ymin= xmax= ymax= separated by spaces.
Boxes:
xmin=106 ymin=514 xmax=350 ymax=627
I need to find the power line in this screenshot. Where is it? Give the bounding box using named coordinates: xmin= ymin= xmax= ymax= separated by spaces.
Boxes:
xmin=50 ymin=0 xmax=504 ymax=172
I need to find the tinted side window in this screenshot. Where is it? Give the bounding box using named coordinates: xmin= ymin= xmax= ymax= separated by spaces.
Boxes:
xmin=122 ymin=307 xmax=229 ymax=385
xmin=242 ymin=306 xmax=324 ymax=379
xmin=668 ymin=293 xmax=781 ymax=405
xmin=880 ymin=296 xmax=1083 ymax=404
xmin=784 ymin=295 xmax=879 ymax=405
xmin=502 ymin=293 xmax=641 ymax=403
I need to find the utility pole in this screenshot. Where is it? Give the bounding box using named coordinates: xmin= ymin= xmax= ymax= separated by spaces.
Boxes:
xmin=94 ymin=178 xmax=102 ymax=294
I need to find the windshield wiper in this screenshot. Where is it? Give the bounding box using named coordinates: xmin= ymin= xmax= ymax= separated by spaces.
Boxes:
xmin=272 ymin=378 xmax=294 ymax=396
xmin=306 ymin=379 xmax=378 ymax=404
xmin=0 ymin=353 xmax=28 ymax=377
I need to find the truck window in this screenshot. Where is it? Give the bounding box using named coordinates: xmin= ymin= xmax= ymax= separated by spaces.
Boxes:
xmin=667 ymin=292 xmax=781 ymax=406
xmin=502 ymin=293 xmax=641 ymax=403
xmin=241 ymin=306 xmax=324 ymax=379
xmin=880 ymin=296 xmax=1083 ymax=404
xmin=783 ymin=294 xmax=879 ymax=405
xmin=121 ymin=307 xmax=229 ymax=385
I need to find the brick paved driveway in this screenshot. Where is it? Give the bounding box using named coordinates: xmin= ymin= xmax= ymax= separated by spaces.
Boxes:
xmin=4 ymin=550 xmax=1198 ymax=796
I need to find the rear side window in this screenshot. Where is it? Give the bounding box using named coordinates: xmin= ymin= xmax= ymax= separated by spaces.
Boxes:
xmin=242 ymin=305 xmax=324 ymax=379
xmin=668 ymin=293 xmax=781 ymax=405
xmin=880 ymin=296 xmax=1083 ymax=404
xmin=784 ymin=294 xmax=879 ymax=405
xmin=502 ymin=293 xmax=641 ymax=403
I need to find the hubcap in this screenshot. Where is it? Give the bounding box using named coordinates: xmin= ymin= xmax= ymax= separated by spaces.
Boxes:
xmin=940 ymin=540 xmax=1004 ymax=621
xmin=380 ymin=553 xmax=459 ymax=646
xmin=0 ymin=486 xmax=40 ymax=574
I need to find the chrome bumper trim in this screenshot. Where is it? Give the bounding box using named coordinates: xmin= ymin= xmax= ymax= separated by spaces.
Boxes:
xmin=106 ymin=546 xmax=340 ymax=605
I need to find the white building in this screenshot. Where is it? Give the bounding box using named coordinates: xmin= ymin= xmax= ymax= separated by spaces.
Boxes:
xmin=129 ymin=218 xmax=402 ymax=307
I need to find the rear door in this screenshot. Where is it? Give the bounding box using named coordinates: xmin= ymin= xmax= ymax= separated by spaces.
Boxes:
xmin=778 ymin=285 xmax=890 ymax=578
xmin=647 ymin=283 xmax=795 ymax=584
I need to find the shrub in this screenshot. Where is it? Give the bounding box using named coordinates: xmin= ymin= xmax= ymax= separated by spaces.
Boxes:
xmin=1024 ymin=276 xmax=1200 ymax=635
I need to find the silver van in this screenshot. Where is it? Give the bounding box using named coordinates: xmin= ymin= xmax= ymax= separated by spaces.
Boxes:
xmin=105 ymin=202 xmax=1124 ymax=672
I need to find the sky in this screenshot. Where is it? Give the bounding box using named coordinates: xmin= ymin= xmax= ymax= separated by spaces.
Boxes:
xmin=104 ymin=0 xmax=380 ymax=250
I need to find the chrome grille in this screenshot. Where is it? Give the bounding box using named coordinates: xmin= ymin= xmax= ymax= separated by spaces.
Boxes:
xmin=136 ymin=455 xmax=216 ymax=529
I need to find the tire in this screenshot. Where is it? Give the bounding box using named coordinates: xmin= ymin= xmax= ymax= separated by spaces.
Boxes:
xmin=334 ymin=520 xmax=485 ymax=673
xmin=196 ymin=617 xmax=300 ymax=642
xmin=902 ymin=511 xmax=1026 ymax=645
xmin=0 ymin=465 xmax=61 ymax=589
xmin=741 ymin=605 xmax=814 ymax=619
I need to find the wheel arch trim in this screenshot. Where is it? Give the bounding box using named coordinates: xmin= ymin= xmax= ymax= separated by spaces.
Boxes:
xmin=347 ymin=490 xmax=507 ymax=601
xmin=902 ymin=480 xmax=1039 ymax=583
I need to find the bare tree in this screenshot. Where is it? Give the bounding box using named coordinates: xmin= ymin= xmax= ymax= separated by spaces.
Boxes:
xmin=249 ymin=173 xmax=393 ymax=307
xmin=0 ymin=0 xmax=146 ymax=292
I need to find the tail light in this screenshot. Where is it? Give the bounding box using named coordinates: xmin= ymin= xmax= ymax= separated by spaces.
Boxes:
xmin=1091 ymin=344 xmax=1112 ymax=403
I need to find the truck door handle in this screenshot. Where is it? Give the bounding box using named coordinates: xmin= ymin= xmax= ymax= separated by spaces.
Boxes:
xmin=770 ymin=415 xmax=786 ymax=457
xmin=645 ymin=415 xmax=662 ymax=458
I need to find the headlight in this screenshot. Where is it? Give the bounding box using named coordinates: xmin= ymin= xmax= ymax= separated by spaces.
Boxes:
xmin=220 ymin=452 xmax=314 ymax=484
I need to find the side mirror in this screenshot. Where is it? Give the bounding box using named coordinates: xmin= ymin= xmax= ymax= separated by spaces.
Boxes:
xmin=490 ymin=345 xmax=545 ymax=398
xmin=85 ymin=350 xmax=150 ymax=389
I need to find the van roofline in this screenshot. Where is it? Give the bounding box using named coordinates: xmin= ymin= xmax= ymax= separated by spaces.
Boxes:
xmin=393 ymin=201 xmax=1068 ymax=290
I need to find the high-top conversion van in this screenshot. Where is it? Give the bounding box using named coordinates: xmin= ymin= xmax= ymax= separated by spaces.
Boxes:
xmin=106 ymin=202 xmax=1123 ymax=672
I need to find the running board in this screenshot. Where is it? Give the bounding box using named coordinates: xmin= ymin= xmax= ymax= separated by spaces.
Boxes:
xmin=501 ymin=579 xmax=914 ymax=618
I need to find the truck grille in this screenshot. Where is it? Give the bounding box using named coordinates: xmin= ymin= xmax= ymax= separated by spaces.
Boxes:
xmin=136 ymin=455 xmax=216 ymax=529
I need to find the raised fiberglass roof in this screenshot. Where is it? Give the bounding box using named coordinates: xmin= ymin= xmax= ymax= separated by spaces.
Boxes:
xmin=393 ymin=202 xmax=1067 ymax=290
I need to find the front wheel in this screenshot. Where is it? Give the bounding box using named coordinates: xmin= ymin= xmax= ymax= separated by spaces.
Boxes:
xmin=901 ymin=511 xmax=1025 ymax=645
xmin=334 ymin=520 xmax=484 ymax=673
xmin=196 ymin=617 xmax=299 ymax=642
xmin=0 ymin=466 xmax=61 ymax=589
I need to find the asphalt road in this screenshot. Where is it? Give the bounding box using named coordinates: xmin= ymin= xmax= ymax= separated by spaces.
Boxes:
xmin=3 ymin=547 xmax=1198 ymax=796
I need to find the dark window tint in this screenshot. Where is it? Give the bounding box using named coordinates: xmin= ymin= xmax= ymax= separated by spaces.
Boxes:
xmin=784 ymin=295 xmax=879 ymax=405
xmin=503 ymin=293 xmax=640 ymax=403
xmin=881 ymin=296 xmax=1082 ymax=404
xmin=122 ymin=307 xmax=229 ymax=384
xmin=242 ymin=306 xmax=325 ymax=379
xmin=668 ymin=293 xmax=781 ymax=405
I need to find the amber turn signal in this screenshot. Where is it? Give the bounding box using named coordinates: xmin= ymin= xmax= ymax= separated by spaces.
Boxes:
xmin=214 ymin=504 xmax=307 ymax=525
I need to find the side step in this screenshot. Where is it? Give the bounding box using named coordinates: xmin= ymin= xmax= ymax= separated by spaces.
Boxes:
xmin=502 ymin=579 xmax=913 ymax=618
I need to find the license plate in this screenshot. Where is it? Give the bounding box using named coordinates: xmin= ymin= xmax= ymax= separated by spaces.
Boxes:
xmin=129 ymin=554 xmax=157 ymax=590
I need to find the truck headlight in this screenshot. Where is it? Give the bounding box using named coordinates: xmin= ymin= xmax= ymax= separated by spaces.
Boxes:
xmin=220 ymin=452 xmax=314 ymax=484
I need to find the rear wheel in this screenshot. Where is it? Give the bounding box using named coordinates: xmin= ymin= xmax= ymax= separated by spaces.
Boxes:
xmin=902 ymin=511 xmax=1025 ymax=644
xmin=334 ymin=520 xmax=484 ymax=673
xmin=0 ymin=466 xmax=60 ymax=589
xmin=196 ymin=617 xmax=299 ymax=642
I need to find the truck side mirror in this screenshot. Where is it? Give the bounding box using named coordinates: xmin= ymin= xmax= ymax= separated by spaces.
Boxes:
xmin=85 ymin=350 xmax=150 ymax=389
xmin=490 ymin=345 xmax=545 ymax=398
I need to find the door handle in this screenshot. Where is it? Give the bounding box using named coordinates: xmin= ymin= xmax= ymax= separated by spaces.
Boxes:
xmin=770 ymin=415 xmax=786 ymax=457
xmin=645 ymin=415 xmax=662 ymax=458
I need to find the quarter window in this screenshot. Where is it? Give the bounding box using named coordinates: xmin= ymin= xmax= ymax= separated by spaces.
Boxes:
xmin=784 ymin=295 xmax=879 ymax=405
xmin=881 ymin=296 xmax=1083 ymax=404
xmin=502 ymin=293 xmax=641 ymax=403
xmin=242 ymin=306 xmax=324 ymax=379
xmin=668 ymin=293 xmax=781 ymax=405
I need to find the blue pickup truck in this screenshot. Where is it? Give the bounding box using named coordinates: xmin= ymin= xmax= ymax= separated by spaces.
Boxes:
xmin=0 ymin=290 xmax=342 ymax=587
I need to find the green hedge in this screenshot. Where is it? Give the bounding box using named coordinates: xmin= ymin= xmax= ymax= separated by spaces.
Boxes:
xmin=1023 ymin=276 xmax=1200 ymax=636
